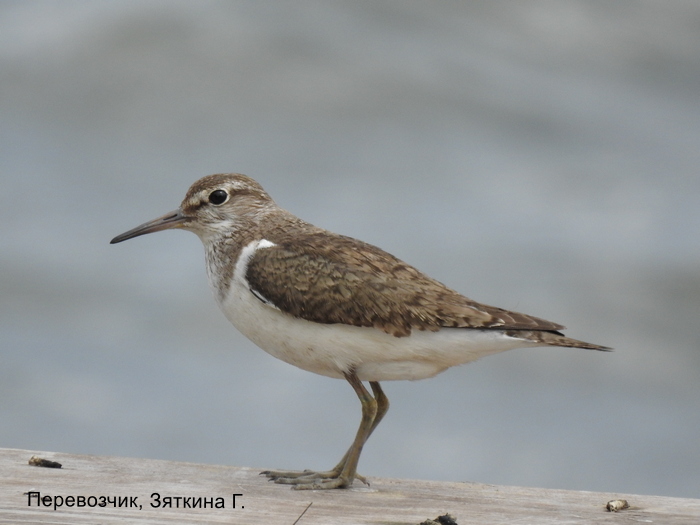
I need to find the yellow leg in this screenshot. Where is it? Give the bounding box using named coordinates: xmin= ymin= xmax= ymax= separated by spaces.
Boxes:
xmin=261 ymin=372 xmax=389 ymax=489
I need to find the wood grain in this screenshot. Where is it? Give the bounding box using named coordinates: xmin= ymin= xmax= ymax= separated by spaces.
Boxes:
xmin=1 ymin=447 xmax=697 ymax=524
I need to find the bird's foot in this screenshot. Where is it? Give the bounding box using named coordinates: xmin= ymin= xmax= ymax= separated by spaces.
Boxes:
xmin=260 ymin=468 xmax=368 ymax=490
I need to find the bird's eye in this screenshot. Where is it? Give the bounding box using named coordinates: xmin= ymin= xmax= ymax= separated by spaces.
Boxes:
xmin=208 ymin=189 xmax=228 ymax=205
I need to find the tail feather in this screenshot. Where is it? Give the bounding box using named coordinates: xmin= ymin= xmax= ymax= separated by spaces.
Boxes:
xmin=505 ymin=330 xmax=612 ymax=351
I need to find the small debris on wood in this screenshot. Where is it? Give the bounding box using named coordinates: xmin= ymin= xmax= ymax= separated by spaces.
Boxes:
xmin=28 ymin=456 xmax=62 ymax=469
xmin=606 ymin=499 xmax=629 ymax=512
xmin=419 ymin=513 xmax=458 ymax=525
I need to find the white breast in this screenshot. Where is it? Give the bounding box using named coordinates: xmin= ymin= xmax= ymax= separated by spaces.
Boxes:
xmin=215 ymin=239 xmax=538 ymax=382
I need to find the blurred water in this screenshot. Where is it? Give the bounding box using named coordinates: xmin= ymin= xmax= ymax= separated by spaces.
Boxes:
xmin=1 ymin=1 xmax=699 ymax=498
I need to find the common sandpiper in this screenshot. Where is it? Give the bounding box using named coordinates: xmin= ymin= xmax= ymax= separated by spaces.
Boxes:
xmin=111 ymin=173 xmax=609 ymax=490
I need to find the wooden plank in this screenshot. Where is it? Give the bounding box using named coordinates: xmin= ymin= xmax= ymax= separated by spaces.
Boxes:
xmin=0 ymin=447 xmax=698 ymax=524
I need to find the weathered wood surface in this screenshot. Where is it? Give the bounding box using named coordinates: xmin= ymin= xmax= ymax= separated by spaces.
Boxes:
xmin=1 ymin=447 xmax=698 ymax=524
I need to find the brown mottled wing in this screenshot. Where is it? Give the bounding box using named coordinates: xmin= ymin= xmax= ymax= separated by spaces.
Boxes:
xmin=245 ymin=230 xmax=565 ymax=337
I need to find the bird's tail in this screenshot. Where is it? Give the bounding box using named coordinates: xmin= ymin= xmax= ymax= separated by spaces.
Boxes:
xmin=505 ymin=330 xmax=612 ymax=351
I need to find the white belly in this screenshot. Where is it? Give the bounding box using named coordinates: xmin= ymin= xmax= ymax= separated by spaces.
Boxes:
xmin=216 ymin=241 xmax=537 ymax=381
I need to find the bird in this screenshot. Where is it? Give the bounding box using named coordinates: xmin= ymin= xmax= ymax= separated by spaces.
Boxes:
xmin=110 ymin=173 xmax=609 ymax=490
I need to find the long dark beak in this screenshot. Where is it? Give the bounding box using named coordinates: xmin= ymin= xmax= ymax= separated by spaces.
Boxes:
xmin=110 ymin=209 xmax=189 ymax=244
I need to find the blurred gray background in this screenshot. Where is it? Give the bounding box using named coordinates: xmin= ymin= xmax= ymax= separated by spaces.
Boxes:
xmin=1 ymin=1 xmax=699 ymax=499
